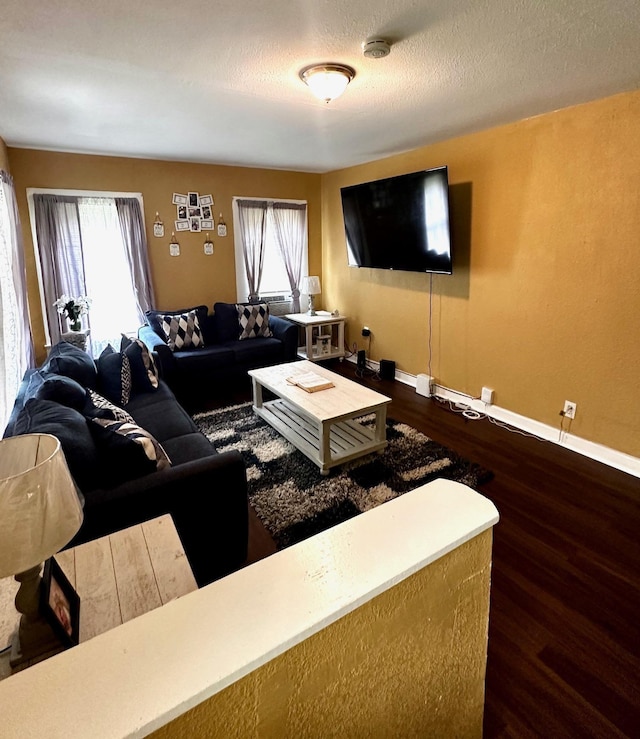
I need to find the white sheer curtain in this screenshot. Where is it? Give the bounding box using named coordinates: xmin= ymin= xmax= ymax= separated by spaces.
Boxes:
xmin=0 ymin=171 xmax=34 ymax=429
xmin=271 ymin=202 xmax=306 ymax=313
xmin=79 ymin=198 xmax=141 ymax=355
xmin=33 ymin=194 xmax=150 ymax=357
xmin=236 ymin=200 xmax=268 ymax=302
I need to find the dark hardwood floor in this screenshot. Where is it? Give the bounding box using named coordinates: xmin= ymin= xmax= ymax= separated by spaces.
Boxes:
xmin=205 ymin=361 xmax=640 ymax=737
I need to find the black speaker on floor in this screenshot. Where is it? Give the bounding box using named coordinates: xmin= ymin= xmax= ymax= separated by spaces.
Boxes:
xmin=379 ymin=359 xmax=395 ymax=380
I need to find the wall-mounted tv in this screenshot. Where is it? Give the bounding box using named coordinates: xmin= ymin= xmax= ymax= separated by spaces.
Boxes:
xmin=340 ymin=166 xmax=452 ymax=274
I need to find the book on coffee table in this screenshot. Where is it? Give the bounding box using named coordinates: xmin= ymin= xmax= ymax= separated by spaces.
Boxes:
xmin=286 ymin=372 xmax=335 ymax=393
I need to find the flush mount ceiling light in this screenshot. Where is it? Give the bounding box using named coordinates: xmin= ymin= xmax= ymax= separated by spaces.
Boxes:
xmin=299 ymin=64 xmax=356 ymax=103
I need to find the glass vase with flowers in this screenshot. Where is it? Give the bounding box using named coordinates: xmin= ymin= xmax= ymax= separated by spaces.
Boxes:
xmin=53 ymin=295 xmax=91 ymax=332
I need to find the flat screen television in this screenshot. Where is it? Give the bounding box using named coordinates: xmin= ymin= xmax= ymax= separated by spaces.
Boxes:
xmin=340 ymin=166 xmax=452 ymax=274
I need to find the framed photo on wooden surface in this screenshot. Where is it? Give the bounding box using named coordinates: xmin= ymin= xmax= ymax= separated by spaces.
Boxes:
xmin=40 ymin=557 xmax=80 ymax=648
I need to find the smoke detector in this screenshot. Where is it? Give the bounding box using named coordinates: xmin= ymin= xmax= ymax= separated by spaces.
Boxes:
xmin=362 ymin=38 xmax=391 ymax=59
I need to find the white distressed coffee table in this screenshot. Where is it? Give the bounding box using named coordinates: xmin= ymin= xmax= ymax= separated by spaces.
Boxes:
xmin=248 ymin=361 xmax=391 ymax=475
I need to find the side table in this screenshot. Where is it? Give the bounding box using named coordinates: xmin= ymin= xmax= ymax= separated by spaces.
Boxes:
xmin=3 ymin=515 xmax=197 ymax=676
xmin=284 ymin=313 xmax=346 ymax=362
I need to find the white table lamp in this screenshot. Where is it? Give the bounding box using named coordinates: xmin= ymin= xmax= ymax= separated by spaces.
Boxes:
xmin=302 ymin=276 xmax=321 ymax=316
xmin=0 ymin=434 xmax=83 ymax=667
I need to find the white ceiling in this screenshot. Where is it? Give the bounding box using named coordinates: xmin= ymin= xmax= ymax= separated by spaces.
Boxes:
xmin=2 ymin=0 xmax=639 ymax=173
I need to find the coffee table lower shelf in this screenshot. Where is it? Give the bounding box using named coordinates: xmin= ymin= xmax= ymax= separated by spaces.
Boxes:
xmin=254 ymin=398 xmax=387 ymax=475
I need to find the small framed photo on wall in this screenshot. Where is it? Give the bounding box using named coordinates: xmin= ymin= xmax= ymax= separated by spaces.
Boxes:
xmin=172 ymin=193 xmax=188 ymax=206
xmin=188 ymin=192 xmax=199 ymax=207
xmin=175 ymin=220 xmax=190 ymax=231
xmin=190 ymin=217 xmax=202 ymax=232
xmin=199 ymin=194 xmax=213 ymax=206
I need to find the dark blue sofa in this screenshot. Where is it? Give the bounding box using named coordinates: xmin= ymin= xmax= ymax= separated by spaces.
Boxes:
xmin=138 ymin=302 xmax=298 ymax=405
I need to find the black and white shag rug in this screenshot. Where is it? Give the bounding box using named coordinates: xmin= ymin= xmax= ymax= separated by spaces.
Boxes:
xmin=193 ymin=402 xmax=492 ymax=550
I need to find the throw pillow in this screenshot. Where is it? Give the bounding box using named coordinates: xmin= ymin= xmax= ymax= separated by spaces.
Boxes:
xmin=84 ymin=389 xmax=134 ymax=423
xmin=90 ymin=417 xmax=171 ymax=485
xmin=237 ymin=303 xmax=273 ymax=340
xmin=96 ymin=345 xmax=133 ymax=406
xmin=120 ymin=335 xmax=159 ymax=392
xmin=145 ymin=306 xmax=208 ymax=343
xmin=31 ymin=372 xmax=88 ymax=411
xmin=160 ymin=310 xmax=204 ymax=351
xmin=41 ymin=341 xmax=97 ymax=389
xmin=12 ymin=398 xmax=99 ymax=492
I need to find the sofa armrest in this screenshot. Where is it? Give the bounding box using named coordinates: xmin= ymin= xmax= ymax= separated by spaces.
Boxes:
xmin=70 ymin=450 xmax=249 ymax=586
xmin=270 ymin=315 xmax=299 ymax=361
xmin=138 ymin=324 xmax=176 ymax=382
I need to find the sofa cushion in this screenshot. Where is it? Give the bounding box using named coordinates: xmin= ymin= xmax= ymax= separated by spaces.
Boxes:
xmin=12 ymin=398 xmax=99 ymax=491
xmin=146 ymin=305 xmax=208 ymax=344
xmin=28 ymin=372 xmax=88 ymax=411
xmin=125 ymin=391 xmax=200 ymax=443
xmin=160 ymin=310 xmax=205 ymax=351
xmin=161 ymin=433 xmax=218 ymax=465
xmin=227 ymin=336 xmax=284 ymax=367
xmin=213 ymin=302 xmax=242 ymax=343
xmin=41 ymin=341 xmax=97 ymax=389
xmin=237 ymin=303 xmax=273 ymax=340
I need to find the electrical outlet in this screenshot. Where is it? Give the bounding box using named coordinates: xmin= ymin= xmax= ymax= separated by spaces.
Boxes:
xmin=563 ymin=400 xmax=577 ymax=419
xmin=481 ymin=387 xmax=494 ymax=404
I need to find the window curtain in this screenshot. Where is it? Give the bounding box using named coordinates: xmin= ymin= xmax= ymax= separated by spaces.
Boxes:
xmin=271 ymin=202 xmax=306 ymax=313
xmin=32 ymin=194 xmax=86 ymax=347
xmin=115 ymin=198 xmax=155 ymax=322
xmin=237 ymin=200 xmax=268 ymax=302
xmin=0 ymin=170 xmax=34 ymax=428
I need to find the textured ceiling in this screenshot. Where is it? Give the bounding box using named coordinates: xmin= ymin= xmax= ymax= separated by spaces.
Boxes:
xmin=1 ymin=0 xmax=639 ymax=173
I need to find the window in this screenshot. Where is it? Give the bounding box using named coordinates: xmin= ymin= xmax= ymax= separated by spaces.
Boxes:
xmin=232 ymin=198 xmax=308 ymax=310
xmin=29 ymin=190 xmax=154 ymax=357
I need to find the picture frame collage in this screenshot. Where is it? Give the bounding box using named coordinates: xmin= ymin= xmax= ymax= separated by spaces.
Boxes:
xmin=173 ymin=192 xmax=214 ymax=233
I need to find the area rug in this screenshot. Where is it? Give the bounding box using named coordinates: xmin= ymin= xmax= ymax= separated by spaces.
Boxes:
xmin=193 ymin=402 xmax=492 ymax=550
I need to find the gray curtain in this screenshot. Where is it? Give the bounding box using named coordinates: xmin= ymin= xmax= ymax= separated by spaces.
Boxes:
xmin=32 ymin=194 xmax=86 ymax=346
xmin=115 ymin=198 xmax=156 ymax=322
xmin=237 ymin=200 xmax=268 ymax=302
xmin=0 ymin=170 xmax=34 ymax=426
xmin=272 ymin=202 xmax=306 ymax=313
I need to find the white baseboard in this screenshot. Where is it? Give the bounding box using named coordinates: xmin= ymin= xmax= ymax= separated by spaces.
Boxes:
xmin=345 ymin=356 xmax=640 ymax=479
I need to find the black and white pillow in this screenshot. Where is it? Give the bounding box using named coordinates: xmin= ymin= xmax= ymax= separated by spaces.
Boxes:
xmin=91 ymin=417 xmax=171 ymax=474
xmin=85 ymin=389 xmax=134 ymax=423
xmin=120 ymin=335 xmax=159 ymax=390
xmin=97 ymin=345 xmax=133 ymax=406
xmin=237 ymin=303 xmax=273 ymax=340
xmin=161 ymin=311 xmax=204 ymax=351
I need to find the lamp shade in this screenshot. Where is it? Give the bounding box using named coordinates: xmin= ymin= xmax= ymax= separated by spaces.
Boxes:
xmin=302 ymin=276 xmax=321 ymax=295
xmin=0 ymin=434 xmax=83 ymax=578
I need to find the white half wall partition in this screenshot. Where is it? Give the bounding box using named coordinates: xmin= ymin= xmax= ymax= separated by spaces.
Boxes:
xmin=1 ymin=479 xmax=499 ymax=738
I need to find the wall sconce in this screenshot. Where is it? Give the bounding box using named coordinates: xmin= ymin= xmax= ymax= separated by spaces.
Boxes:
xmin=299 ymin=64 xmax=355 ymax=103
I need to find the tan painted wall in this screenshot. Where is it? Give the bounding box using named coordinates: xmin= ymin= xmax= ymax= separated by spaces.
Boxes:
xmin=7 ymin=149 xmax=322 ymax=364
xmin=151 ymin=530 xmax=492 ymax=738
xmin=322 ymin=90 xmax=640 ymax=457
